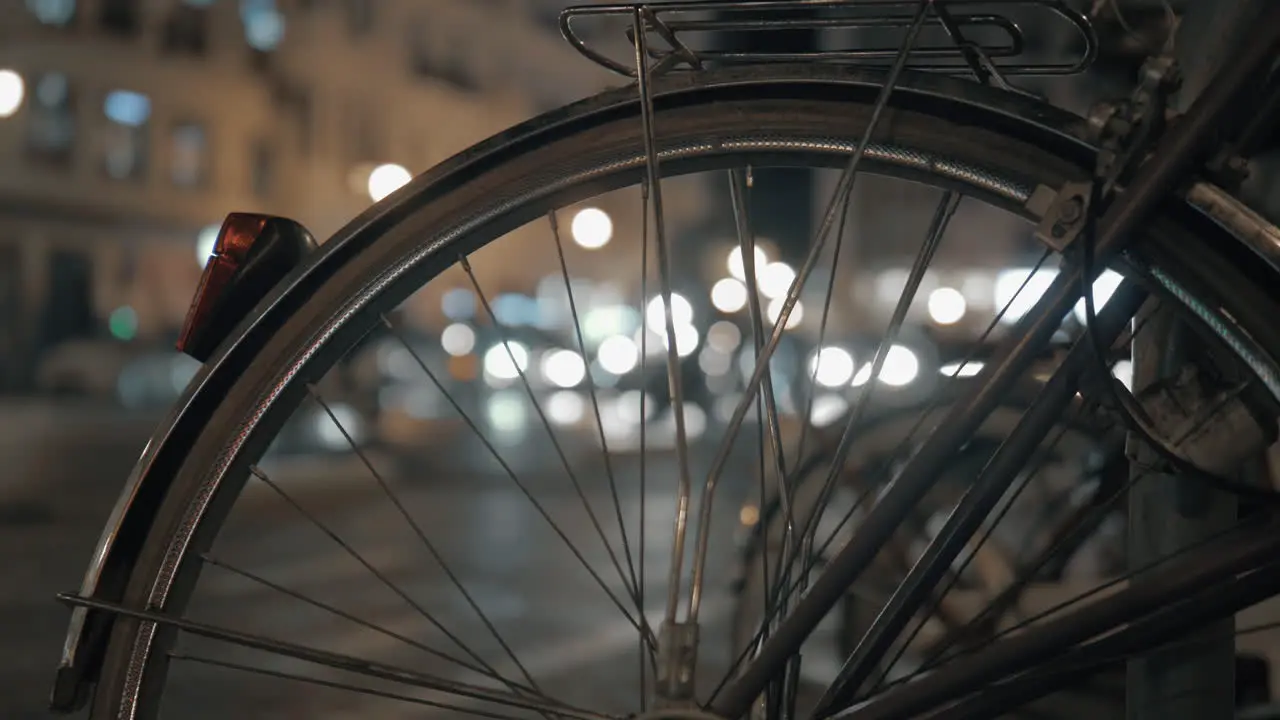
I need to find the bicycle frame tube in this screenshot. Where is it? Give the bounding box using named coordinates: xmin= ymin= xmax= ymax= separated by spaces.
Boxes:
xmin=847 ymin=524 xmax=1280 ymax=720
xmin=710 ymin=7 xmax=1280 ymax=718
xmin=810 ymin=280 xmax=1146 ymax=716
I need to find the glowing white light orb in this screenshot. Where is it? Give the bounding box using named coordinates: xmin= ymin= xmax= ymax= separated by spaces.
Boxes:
xmin=809 ymin=346 xmax=856 ymax=388
xmin=441 ymin=323 xmax=476 ymax=357
xmin=483 ymin=342 xmax=530 ymax=380
xmin=570 ymin=207 xmax=613 ymax=249
xmin=727 ymin=246 xmax=768 ymax=282
xmin=598 ymin=334 xmax=640 ymax=375
xmin=541 ymin=348 xmax=587 ymax=388
xmin=711 ymin=277 xmax=748 ymax=313
xmin=367 ymin=163 xmax=412 ymax=202
xmin=645 ymin=293 xmax=693 ymax=331
xmin=927 ymin=287 xmax=967 ymax=325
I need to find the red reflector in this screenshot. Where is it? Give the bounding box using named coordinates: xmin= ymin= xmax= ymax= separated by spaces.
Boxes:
xmin=177 ymin=213 xmax=269 ymax=357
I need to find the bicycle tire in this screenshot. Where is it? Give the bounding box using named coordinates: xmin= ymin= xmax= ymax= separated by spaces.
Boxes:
xmin=85 ymin=64 xmax=1280 ymax=719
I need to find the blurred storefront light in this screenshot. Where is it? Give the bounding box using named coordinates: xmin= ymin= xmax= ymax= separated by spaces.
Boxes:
xmin=441 ymin=323 xmax=476 ymax=357
xmin=542 ymin=348 xmax=587 ymax=388
xmin=758 ymin=262 xmax=796 ymax=300
xmin=0 ymin=69 xmax=24 ymax=118
xmin=727 ymin=246 xmax=768 ymax=283
xmin=852 ymin=344 xmax=920 ymax=387
xmin=645 ymin=293 xmax=693 ymax=331
xmin=570 ymin=207 xmax=612 ymax=249
xmin=483 ymin=341 xmax=529 ymax=381
xmin=927 ymin=286 xmax=967 ymax=325
xmin=809 ymin=346 xmax=856 ymax=388
xmin=367 ymin=162 xmax=411 ymax=201
xmin=598 ymin=334 xmax=639 ymax=375
xmin=710 ymin=277 xmax=747 ymax=313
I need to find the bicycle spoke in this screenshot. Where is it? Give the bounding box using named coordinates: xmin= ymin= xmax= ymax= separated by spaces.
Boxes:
xmin=909 ymin=331 xmax=1240 ymax=676
xmin=729 ymin=166 xmax=794 ymax=718
xmin=880 ymin=512 xmax=1265 ymax=699
xmin=794 ymin=188 xmax=855 ymax=465
xmin=826 ymin=520 xmax=1280 ymax=720
xmin=912 ymin=560 xmax=1280 ymax=720
xmin=638 ymin=175 xmax=651 ymax=710
xmin=713 ymin=253 xmax=1066 ymax=697
xmin=245 ymin=465 xmax=517 ymax=687
xmin=812 ymin=281 xmax=1125 ymax=716
xmin=307 ymin=387 xmax=542 ymax=694
xmin=692 ymin=0 xmax=933 ymax=626
xmin=729 ymin=168 xmax=792 ymax=604
xmin=381 ymin=319 xmax=658 ymax=653
xmin=867 ymin=413 xmax=1089 ymax=695
xmin=59 ymin=593 xmax=609 ymax=720
xmin=782 ymin=190 xmax=960 ymax=610
xmin=462 ymin=256 xmax=642 ymax=610
xmin=548 ymin=210 xmax=641 ymax=607
xmin=197 ymin=554 xmax=545 ymax=698
xmin=171 ymin=653 xmax=537 ymax=720
xmin=860 ymin=248 xmax=1054 ymax=470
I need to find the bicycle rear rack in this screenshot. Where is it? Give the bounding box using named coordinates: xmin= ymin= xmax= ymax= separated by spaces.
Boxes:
xmin=560 ymin=0 xmax=1098 ymax=80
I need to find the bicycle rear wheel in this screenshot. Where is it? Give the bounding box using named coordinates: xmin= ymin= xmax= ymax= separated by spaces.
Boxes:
xmin=85 ymin=65 xmax=1280 ymax=719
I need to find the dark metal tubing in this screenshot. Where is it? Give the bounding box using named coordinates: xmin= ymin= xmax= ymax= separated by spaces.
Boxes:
xmin=710 ymin=8 xmax=1280 ymax=717
xmin=833 ymin=521 xmax=1280 ymax=720
xmin=810 ymin=281 xmax=1146 ymax=717
xmin=560 ymin=0 xmax=1095 ymax=77
xmin=917 ymin=560 xmax=1280 ymax=720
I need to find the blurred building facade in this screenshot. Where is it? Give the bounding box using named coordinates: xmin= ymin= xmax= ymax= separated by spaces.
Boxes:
xmin=0 ymin=0 xmax=616 ymax=393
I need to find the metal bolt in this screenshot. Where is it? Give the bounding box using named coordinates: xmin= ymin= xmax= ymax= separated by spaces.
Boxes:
xmin=1058 ymin=197 xmax=1085 ymax=224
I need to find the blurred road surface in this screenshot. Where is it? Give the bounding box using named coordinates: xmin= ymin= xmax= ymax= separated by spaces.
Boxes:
xmin=0 ymin=401 xmax=753 ymax=719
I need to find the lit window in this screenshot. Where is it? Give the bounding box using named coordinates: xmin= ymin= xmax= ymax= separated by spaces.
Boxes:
xmin=170 ymin=122 xmax=208 ymax=188
xmin=0 ymin=70 xmax=23 ymax=118
xmin=25 ymin=72 xmax=75 ymax=166
xmin=240 ymin=0 xmax=284 ymax=51
xmin=102 ymin=89 xmax=150 ymax=181
xmin=26 ymin=0 xmax=76 ymax=26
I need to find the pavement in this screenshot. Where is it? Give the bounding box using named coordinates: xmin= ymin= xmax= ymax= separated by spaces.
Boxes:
xmin=6 ymin=401 xmax=1280 ymax=719
xmin=0 ymin=401 xmax=755 ymax=719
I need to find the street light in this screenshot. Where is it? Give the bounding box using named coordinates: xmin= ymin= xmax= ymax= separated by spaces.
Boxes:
xmin=0 ymin=69 xmax=25 ymax=118
xmin=570 ymin=207 xmax=612 ymax=249
xmin=367 ymin=163 xmax=411 ymax=202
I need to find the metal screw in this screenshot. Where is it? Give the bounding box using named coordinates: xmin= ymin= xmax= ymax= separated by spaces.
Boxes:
xmin=1058 ymin=197 xmax=1084 ymax=224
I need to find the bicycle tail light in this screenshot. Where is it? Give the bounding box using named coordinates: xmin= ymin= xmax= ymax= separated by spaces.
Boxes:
xmin=177 ymin=213 xmax=316 ymax=362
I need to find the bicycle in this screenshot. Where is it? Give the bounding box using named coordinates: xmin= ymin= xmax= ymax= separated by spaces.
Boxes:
xmin=49 ymin=0 xmax=1280 ymax=718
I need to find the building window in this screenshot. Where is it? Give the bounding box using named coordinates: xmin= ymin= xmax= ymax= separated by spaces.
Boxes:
xmin=102 ymin=89 xmax=150 ymax=181
xmin=162 ymin=5 xmax=209 ymax=55
xmin=240 ymin=0 xmax=285 ymax=52
xmin=345 ymin=0 xmax=373 ymax=36
xmin=99 ymin=0 xmax=139 ymax=36
xmin=250 ymin=140 xmax=273 ymax=197
xmin=170 ymin=122 xmax=208 ymax=188
xmin=272 ymin=81 xmax=312 ymax=155
xmin=407 ymin=22 xmax=479 ymax=91
xmin=25 ymin=73 xmax=75 ymax=167
xmin=26 ymin=0 xmax=76 ymax=26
